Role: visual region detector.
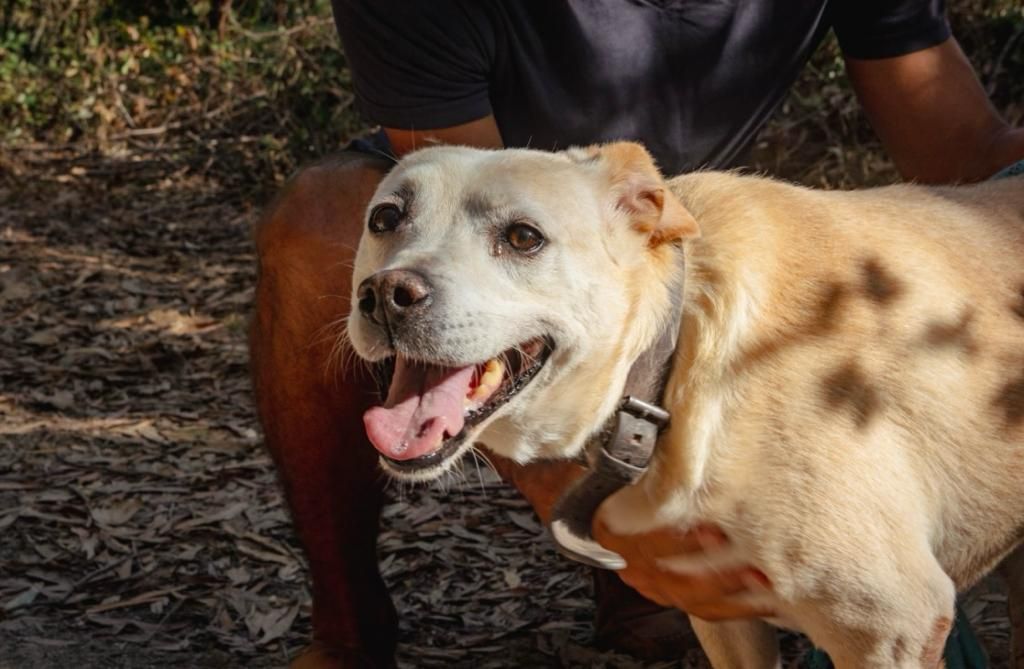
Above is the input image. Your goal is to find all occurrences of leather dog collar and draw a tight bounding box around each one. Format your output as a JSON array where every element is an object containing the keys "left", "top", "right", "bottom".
[{"left": 550, "top": 248, "right": 686, "bottom": 569}]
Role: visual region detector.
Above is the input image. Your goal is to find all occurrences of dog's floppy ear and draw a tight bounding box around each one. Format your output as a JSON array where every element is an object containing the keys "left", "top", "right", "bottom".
[{"left": 584, "top": 142, "right": 700, "bottom": 245}]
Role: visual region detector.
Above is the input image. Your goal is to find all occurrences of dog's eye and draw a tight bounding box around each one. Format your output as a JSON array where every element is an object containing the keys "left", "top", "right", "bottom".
[
  {"left": 505, "top": 223, "right": 545, "bottom": 254},
  {"left": 368, "top": 204, "right": 403, "bottom": 234}
]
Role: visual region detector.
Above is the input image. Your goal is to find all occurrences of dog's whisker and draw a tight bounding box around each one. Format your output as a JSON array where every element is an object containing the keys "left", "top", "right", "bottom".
[
  {"left": 498, "top": 350, "right": 513, "bottom": 377},
  {"left": 468, "top": 446, "right": 498, "bottom": 496},
  {"left": 363, "top": 145, "right": 399, "bottom": 164},
  {"left": 458, "top": 460, "right": 471, "bottom": 487},
  {"left": 468, "top": 449, "right": 486, "bottom": 495},
  {"left": 437, "top": 468, "right": 455, "bottom": 496},
  {"left": 334, "top": 321, "right": 371, "bottom": 381},
  {"left": 455, "top": 466, "right": 469, "bottom": 503},
  {"left": 323, "top": 239, "right": 361, "bottom": 253},
  {"left": 319, "top": 316, "right": 376, "bottom": 384},
  {"left": 309, "top": 313, "right": 348, "bottom": 349},
  {"left": 514, "top": 342, "right": 539, "bottom": 369},
  {"left": 469, "top": 445, "right": 498, "bottom": 478},
  {"left": 310, "top": 315, "right": 354, "bottom": 381},
  {"left": 326, "top": 259, "right": 357, "bottom": 272}
]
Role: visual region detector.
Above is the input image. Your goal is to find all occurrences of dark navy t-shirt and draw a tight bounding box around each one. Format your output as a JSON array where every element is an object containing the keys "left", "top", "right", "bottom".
[{"left": 332, "top": 0, "right": 949, "bottom": 174}]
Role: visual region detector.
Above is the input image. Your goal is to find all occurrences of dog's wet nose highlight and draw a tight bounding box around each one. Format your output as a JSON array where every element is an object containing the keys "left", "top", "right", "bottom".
[{"left": 358, "top": 269, "right": 433, "bottom": 324}]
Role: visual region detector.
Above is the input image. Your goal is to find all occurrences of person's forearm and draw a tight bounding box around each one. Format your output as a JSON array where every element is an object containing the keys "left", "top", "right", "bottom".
[
  {"left": 846, "top": 39, "right": 1023, "bottom": 184},
  {"left": 982, "top": 126, "right": 1024, "bottom": 177},
  {"left": 384, "top": 115, "right": 504, "bottom": 158}
]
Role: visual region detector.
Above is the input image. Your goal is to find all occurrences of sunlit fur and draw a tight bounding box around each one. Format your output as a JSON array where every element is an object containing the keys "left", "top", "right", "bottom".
[
  {"left": 348, "top": 144, "right": 690, "bottom": 480},
  {"left": 350, "top": 144, "right": 1024, "bottom": 668}
]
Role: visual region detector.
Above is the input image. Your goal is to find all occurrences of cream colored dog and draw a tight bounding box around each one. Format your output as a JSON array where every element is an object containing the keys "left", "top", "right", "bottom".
[{"left": 347, "top": 142, "right": 1024, "bottom": 668}]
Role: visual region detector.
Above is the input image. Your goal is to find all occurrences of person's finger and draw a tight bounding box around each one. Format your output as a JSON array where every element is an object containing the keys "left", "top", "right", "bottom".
[
  {"left": 638, "top": 524, "right": 729, "bottom": 560},
  {"left": 663, "top": 566, "right": 769, "bottom": 601},
  {"left": 625, "top": 565, "right": 747, "bottom": 610},
  {"left": 619, "top": 566, "right": 772, "bottom": 620},
  {"left": 616, "top": 567, "right": 656, "bottom": 594}
]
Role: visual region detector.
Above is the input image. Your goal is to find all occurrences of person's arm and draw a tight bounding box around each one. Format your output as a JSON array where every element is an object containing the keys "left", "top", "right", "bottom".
[
  {"left": 846, "top": 37, "right": 1024, "bottom": 184},
  {"left": 384, "top": 115, "right": 503, "bottom": 158},
  {"left": 482, "top": 452, "right": 770, "bottom": 620}
]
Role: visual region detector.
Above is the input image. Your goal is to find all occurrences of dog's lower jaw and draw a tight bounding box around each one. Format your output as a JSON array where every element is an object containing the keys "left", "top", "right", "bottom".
[{"left": 377, "top": 439, "right": 475, "bottom": 482}]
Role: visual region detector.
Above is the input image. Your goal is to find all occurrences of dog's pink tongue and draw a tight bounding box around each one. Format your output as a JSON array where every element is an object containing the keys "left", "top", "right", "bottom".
[{"left": 364, "top": 357, "right": 475, "bottom": 460}]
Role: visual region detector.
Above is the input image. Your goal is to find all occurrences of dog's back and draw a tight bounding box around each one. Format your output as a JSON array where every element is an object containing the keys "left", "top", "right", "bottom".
[
  {"left": 651, "top": 173, "right": 1024, "bottom": 662},
  {"left": 671, "top": 173, "right": 1024, "bottom": 586}
]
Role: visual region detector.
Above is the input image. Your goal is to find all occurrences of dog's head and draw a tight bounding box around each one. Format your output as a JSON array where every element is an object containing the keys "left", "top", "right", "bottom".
[{"left": 348, "top": 142, "right": 699, "bottom": 481}]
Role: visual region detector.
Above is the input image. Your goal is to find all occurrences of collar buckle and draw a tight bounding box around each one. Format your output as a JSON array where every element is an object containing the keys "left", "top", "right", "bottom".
[{"left": 601, "top": 396, "right": 670, "bottom": 470}]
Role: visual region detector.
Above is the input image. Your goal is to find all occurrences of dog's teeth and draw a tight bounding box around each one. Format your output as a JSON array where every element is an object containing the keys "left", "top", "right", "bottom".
[{"left": 465, "top": 358, "right": 505, "bottom": 406}]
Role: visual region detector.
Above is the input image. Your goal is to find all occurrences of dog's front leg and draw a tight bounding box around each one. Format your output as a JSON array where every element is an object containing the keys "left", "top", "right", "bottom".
[{"left": 690, "top": 617, "right": 780, "bottom": 669}]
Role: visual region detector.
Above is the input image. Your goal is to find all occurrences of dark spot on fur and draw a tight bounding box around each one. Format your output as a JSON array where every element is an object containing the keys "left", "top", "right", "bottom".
[
  {"left": 1012, "top": 286, "right": 1024, "bottom": 321},
  {"left": 810, "top": 282, "right": 848, "bottom": 334},
  {"left": 994, "top": 371, "right": 1024, "bottom": 428},
  {"left": 845, "top": 590, "right": 882, "bottom": 618},
  {"left": 736, "top": 281, "right": 847, "bottom": 370},
  {"left": 463, "top": 193, "right": 494, "bottom": 218},
  {"left": 891, "top": 636, "right": 908, "bottom": 664},
  {"left": 862, "top": 258, "right": 903, "bottom": 306},
  {"left": 923, "top": 308, "right": 977, "bottom": 355},
  {"left": 822, "top": 361, "right": 882, "bottom": 429}
]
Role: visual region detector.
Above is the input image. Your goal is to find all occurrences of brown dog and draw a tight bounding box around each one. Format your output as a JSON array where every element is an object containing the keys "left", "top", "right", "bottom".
[{"left": 347, "top": 142, "right": 1024, "bottom": 668}]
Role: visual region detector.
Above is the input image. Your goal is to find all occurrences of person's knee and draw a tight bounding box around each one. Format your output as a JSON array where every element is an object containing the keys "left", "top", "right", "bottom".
[{"left": 254, "top": 151, "right": 391, "bottom": 268}]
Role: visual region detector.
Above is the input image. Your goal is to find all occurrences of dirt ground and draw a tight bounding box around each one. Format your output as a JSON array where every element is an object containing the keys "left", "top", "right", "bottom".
[{"left": 0, "top": 137, "right": 1015, "bottom": 669}]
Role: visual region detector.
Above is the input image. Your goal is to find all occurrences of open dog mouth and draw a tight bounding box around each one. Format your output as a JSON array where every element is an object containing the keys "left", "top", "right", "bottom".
[{"left": 363, "top": 336, "right": 553, "bottom": 474}]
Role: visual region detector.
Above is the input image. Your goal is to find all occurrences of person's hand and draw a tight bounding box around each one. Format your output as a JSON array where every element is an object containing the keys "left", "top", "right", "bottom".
[
  {"left": 485, "top": 450, "right": 773, "bottom": 620},
  {"left": 592, "top": 514, "right": 773, "bottom": 621}
]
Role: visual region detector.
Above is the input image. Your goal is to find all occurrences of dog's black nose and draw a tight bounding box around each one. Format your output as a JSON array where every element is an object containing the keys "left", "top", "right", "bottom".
[{"left": 358, "top": 269, "right": 433, "bottom": 325}]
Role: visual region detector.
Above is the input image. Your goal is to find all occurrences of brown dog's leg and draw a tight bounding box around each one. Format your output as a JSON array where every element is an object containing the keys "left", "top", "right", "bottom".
[
  {"left": 688, "top": 617, "right": 780, "bottom": 668},
  {"left": 250, "top": 153, "right": 395, "bottom": 668}
]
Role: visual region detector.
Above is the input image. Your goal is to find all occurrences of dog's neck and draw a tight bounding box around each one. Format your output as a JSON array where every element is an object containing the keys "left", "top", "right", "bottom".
[
  {"left": 647, "top": 174, "right": 779, "bottom": 506},
  {"left": 586, "top": 244, "right": 686, "bottom": 467}
]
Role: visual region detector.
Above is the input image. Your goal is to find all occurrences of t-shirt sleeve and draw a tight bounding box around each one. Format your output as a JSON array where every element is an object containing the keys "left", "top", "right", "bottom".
[
  {"left": 331, "top": 0, "right": 495, "bottom": 130},
  {"left": 831, "top": 0, "right": 951, "bottom": 60}
]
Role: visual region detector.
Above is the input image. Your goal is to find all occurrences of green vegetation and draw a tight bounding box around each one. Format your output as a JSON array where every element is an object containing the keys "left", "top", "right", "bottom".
[
  {"left": 2, "top": 0, "right": 1022, "bottom": 191},
  {"left": 1, "top": 0, "right": 365, "bottom": 190}
]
